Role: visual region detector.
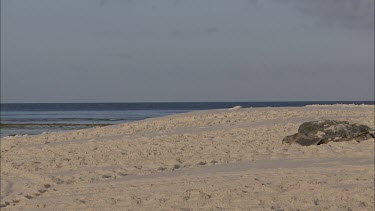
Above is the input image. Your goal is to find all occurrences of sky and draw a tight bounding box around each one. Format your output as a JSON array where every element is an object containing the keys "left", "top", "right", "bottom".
[{"left": 1, "top": 0, "right": 374, "bottom": 103}]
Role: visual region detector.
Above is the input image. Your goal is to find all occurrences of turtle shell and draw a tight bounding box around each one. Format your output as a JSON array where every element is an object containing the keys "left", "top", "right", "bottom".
[{"left": 283, "top": 120, "right": 374, "bottom": 146}]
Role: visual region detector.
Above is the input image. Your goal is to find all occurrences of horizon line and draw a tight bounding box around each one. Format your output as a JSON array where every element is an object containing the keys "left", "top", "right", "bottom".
[{"left": 1, "top": 100, "right": 374, "bottom": 104}]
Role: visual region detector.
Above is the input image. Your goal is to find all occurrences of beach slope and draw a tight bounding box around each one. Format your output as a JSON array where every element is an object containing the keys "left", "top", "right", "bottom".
[{"left": 1, "top": 105, "right": 374, "bottom": 210}]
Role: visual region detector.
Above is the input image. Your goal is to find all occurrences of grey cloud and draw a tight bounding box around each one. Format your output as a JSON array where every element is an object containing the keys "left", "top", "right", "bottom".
[
  {"left": 99, "top": 0, "right": 105, "bottom": 7},
  {"left": 170, "top": 27, "right": 219, "bottom": 38},
  {"left": 1, "top": 0, "right": 373, "bottom": 102},
  {"left": 244, "top": 0, "right": 261, "bottom": 8},
  {"left": 278, "top": 0, "right": 374, "bottom": 30},
  {"left": 98, "top": 0, "right": 132, "bottom": 7},
  {"left": 174, "top": 0, "right": 181, "bottom": 7},
  {"left": 249, "top": 0, "right": 374, "bottom": 30},
  {"left": 205, "top": 27, "right": 219, "bottom": 34}
]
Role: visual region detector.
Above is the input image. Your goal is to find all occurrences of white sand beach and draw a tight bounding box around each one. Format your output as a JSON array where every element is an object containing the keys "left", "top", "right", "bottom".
[{"left": 1, "top": 105, "right": 374, "bottom": 210}]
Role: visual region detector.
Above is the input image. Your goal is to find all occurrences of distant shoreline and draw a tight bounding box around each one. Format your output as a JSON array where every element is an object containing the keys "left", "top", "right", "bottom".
[
  {"left": 1, "top": 101, "right": 374, "bottom": 112},
  {"left": 0, "top": 123, "right": 113, "bottom": 137},
  {"left": 1, "top": 102, "right": 374, "bottom": 137},
  {"left": 1, "top": 100, "right": 374, "bottom": 104},
  {"left": 0, "top": 123, "right": 113, "bottom": 129}
]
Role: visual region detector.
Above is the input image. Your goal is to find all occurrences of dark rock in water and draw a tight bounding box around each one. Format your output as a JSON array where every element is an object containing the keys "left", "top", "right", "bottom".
[{"left": 283, "top": 120, "right": 375, "bottom": 146}]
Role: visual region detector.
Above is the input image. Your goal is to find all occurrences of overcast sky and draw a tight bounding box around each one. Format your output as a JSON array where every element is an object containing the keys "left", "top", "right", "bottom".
[{"left": 1, "top": 0, "right": 374, "bottom": 103}]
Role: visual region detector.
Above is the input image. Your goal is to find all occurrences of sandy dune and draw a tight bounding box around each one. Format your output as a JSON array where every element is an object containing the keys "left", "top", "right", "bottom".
[{"left": 1, "top": 105, "right": 374, "bottom": 210}]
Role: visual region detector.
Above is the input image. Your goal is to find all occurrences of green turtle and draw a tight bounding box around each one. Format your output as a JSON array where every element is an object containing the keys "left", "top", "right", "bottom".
[{"left": 283, "top": 120, "right": 375, "bottom": 146}]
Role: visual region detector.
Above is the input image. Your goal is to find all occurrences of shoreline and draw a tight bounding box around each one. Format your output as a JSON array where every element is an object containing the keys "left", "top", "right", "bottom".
[
  {"left": 0, "top": 123, "right": 114, "bottom": 138},
  {"left": 0, "top": 123, "right": 113, "bottom": 128},
  {"left": 1, "top": 103, "right": 373, "bottom": 137},
  {"left": 1, "top": 105, "right": 374, "bottom": 210}
]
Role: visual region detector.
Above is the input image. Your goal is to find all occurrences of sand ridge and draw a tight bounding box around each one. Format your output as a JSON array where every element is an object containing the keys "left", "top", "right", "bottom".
[{"left": 1, "top": 105, "right": 374, "bottom": 210}]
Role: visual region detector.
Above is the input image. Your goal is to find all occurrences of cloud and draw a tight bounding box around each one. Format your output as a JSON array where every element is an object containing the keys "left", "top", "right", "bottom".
[
  {"left": 169, "top": 27, "right": 219, "bottom": 38},
  {"left": 248, "top": 0, "right": 373, "bottom": 30},
  {"left": 98, "top": 0, "right": 133, "bottom": 8},
  {"left": 278, "top": 0, "right": 374, "bottom": 30}
]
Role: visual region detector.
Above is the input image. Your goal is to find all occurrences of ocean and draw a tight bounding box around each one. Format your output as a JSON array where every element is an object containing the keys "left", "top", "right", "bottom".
[{"left": 1, "top": 101, "right": 373, "bottom": 137}]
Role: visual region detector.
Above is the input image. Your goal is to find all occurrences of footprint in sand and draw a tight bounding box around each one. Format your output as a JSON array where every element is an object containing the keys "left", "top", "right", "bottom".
[{"left": 197, "top": 161, "right": 207, "bottom": 166}]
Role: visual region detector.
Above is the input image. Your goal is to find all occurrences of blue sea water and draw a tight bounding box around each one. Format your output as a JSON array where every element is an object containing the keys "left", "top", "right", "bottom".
[{"left": 1, "top": 101, "right": 373, "bottom": 137}]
